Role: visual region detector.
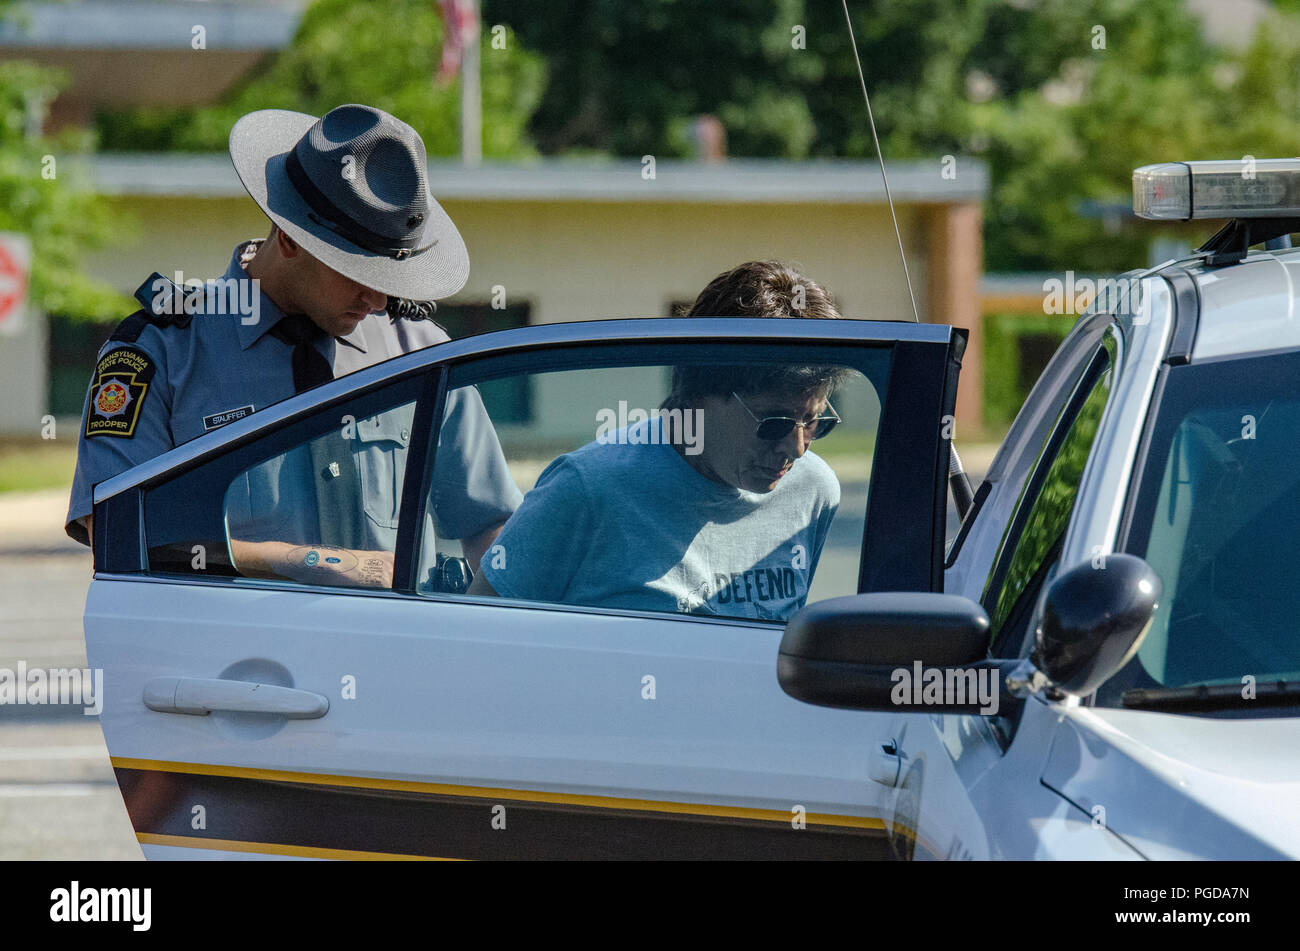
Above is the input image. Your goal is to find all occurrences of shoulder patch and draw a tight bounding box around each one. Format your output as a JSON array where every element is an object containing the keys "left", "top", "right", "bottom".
[{"left": 86, "top": 347, "right": 156, "bottom": 439}]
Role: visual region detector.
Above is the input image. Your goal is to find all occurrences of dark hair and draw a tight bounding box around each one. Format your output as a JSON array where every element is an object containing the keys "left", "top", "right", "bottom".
[
  {"left": 686, "top": 260, "right": 841, "bottom": 319},
  {"left": 386, "top": 295, "right": 437, "bottom": 323},
  {"left": 664, "top": 261, "right": 850, "bottom": 411}
]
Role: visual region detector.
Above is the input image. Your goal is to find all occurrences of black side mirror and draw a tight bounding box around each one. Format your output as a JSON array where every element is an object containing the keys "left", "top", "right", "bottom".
[
  {"left": 1031, "top": 553, "right": 1161, "bottom": 696},
  {"left": 777, "top": 593, "right": 995, "bottom": 711}
]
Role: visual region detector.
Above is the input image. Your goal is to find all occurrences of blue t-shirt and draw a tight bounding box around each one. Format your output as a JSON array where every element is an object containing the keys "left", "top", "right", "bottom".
[{"left": 481, "top": 416, "right": 840, "bottom": 620}]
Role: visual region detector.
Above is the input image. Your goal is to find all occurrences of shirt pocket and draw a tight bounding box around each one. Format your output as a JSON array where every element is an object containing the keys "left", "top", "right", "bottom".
[{"left": 352, "top": 408, "right": 414, "bottom": 531}]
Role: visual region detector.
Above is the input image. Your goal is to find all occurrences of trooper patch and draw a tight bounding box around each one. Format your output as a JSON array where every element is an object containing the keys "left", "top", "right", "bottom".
[{"left": 86, "top": 347, "right": 156, "bottom": 438}]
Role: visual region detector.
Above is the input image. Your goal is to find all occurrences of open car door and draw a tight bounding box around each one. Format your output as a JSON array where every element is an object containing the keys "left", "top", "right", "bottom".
[{"left": 85, "top": 317, "right": 964, "bottom": 859}]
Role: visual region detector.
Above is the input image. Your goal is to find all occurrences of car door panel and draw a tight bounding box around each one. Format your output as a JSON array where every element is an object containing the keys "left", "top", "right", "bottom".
[
  {"left": 898, "top": 325, "right": 1143, "bottom": 860},
  {"left": 91, "top": 580, "right": 893, "bottom": 858},
  {"left": 85, "top": 318, "right": 966, "bottom": 860},
  {"left": 889, "top": 713, "right": 1002, "bottom": 860},
  {"left": 896, "top": 700, "right": 1142, "bottom": 860}
]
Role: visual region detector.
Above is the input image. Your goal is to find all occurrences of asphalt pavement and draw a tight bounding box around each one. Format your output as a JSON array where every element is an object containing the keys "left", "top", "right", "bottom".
[{"left": 0, "top": 490, "right": 141, "bottom": 859}]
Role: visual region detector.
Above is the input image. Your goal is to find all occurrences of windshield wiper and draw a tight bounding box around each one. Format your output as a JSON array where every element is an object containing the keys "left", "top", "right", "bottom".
[{"left": 1122, "top": 680, "right": 1300, "bottom": 711}]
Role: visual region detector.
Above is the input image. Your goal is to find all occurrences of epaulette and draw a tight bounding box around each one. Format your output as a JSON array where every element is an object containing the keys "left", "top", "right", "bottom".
[
  {"left": 139, "top": 272, "right": 202, "bottom": 324},
  {"left": 108, "top": 309, "right": 155, "bottom": 344},
  {"left": 109, "top": 274, "right": 203, "bottom": 343}
]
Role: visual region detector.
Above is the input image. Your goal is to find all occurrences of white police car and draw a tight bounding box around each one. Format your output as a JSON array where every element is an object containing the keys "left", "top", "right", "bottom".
[
  {"left": 780, "top": 159, "right": 1300, "bottom": 860},
  {"left": 83, "top": 161, "right": 1297, "bottom": 860}
]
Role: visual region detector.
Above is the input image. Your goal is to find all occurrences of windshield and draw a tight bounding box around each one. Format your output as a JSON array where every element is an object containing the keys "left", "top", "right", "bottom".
[{"left": 1098, "top": 349, "right": 1300, "bottom": 711}]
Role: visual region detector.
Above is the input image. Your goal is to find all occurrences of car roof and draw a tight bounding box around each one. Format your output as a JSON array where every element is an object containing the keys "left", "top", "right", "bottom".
[{"left": 1173, "top": 249, "right": 1300, "bottom": 361}]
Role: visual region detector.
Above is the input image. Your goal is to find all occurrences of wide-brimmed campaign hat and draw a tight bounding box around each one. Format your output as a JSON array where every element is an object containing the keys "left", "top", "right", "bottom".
[{"left": 229, "top": 104, "right": 469, "bottom": 299}]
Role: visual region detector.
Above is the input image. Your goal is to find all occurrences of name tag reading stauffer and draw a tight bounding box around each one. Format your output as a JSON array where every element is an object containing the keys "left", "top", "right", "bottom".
[{"left": 203, "top": 404, "right": 255, "bottom": 432}]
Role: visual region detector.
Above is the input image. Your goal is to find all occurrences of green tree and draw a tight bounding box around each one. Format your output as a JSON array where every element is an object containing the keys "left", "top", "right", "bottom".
[
  {"left": 487, "top": 0, "right": 1300, "bottom": 272},
  {"left": 486, "top": 0, "right": 1075, "bottom": 160},
  {"left": 91, "top": 0, "right": 1300, "bottom": 274},
  {"left": 0, "top": 54, "right": 128, "bottom": 320},
  {"left": 484, "top": 0, "right": 818, "bottom": 157},
  {"left": 971, "top": 0, "right": 1300, "bottom": 271},
  {"left": 96, "top": 0, "right": 546, "bottom": 158}
]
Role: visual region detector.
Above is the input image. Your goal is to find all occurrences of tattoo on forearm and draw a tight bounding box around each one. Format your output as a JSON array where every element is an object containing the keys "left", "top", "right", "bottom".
[
  {"left": 358, "top": 557, "right": 387, "bottom": 587},
  {"left": 285, "top": 546, "right": 359, "bottom": 573}
]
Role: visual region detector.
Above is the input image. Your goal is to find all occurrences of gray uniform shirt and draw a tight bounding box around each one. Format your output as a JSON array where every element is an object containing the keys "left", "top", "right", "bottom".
[{"left": 66, "top": 240, "right": 521, "bottom": 552}]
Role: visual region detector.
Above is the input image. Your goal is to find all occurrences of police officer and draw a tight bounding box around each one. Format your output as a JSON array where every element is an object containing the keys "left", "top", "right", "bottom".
[{"left": 66, "top": 104, "right": 522, "bottom": 587}]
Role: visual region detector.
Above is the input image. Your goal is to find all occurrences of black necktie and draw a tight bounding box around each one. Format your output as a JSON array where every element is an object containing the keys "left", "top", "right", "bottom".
[{"left": 269, "top": 314, "right": 333, "bottom": 393}]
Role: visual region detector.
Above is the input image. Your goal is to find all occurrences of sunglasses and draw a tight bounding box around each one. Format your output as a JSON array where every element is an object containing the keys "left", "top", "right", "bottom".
[{"left": 732, "top": 392, "right": 841, "bottom": 441}]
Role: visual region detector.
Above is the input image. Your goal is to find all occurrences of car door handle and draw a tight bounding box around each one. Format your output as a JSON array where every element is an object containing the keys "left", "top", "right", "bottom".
[
  {"left": 869, "top": 740, "right": 902, "bottom": 787},
  {"left": 143, "top": 677, "right": 329, "bottom": 719}
]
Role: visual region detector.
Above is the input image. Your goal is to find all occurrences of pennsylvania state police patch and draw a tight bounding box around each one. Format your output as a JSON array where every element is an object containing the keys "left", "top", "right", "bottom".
[{"left": 86, "top": 347, "right": 156, "bottom": 438}]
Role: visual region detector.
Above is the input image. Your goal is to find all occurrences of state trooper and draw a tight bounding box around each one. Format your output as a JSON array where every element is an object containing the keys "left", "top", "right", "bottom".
[{"left": 66, "top": 103, "right": 522, "bottom": 588}]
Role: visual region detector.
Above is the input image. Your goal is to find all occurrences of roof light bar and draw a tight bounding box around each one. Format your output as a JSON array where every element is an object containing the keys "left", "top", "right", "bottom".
[{"left": 1133, "top": 159, "right": 1300, "bottom": 220}]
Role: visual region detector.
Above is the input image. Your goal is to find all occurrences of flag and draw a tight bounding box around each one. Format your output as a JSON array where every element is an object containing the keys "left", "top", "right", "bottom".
[{"left": 436, "top": 0, "right": 478, "bottom": 85}]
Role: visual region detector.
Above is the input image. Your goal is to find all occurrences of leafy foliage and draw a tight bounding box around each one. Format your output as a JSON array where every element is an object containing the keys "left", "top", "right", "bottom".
[
  {"left": 72, "top": 0, "right": 1300, "bottom": 275},
  {"left": 0, "top": 57, "right": 129, "bottom": 320},
  {"left": 489, "top": 0, "right": 1300, "bottom": 271},
  {"left": 990, "top": 357, "right": 1111, "bottom": 638},
  {"left": 972, "top": 0, "right": 1300, "bottom": 270},
  {"left": 982, "top": 312, "right": 1075, "bottom": 428},
  {"left": 484, "top": 0, "right": 816, "bottom": 158},
  {"left": 95, "top": 0, "right": 546, "bottom": 158}
]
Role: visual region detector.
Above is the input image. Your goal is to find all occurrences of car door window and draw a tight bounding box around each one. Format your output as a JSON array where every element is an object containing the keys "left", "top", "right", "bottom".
[
  {"left": 1102, "top": 347, "right": 1300, "bottom": 703},
  {"left": 142, "top": 374, "right": 427, "bottom": 588},
  {"left": 416, "top": 341, "right": 903, "bottom": 621},
  {"left": 982, "top": 336, "right": 1115, "bottom": 655},
  {"left": 220, "top": 401, "right": 420, "bottom": 588}
]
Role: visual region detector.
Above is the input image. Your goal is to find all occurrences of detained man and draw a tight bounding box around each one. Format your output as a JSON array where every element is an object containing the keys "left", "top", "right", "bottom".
[{"left": 467, "top": 261, "right": 847, "bottom": 621}]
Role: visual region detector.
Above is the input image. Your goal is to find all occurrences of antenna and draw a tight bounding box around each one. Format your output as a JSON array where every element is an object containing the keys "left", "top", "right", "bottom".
[
  {"left": 840, "top": 0, "right": 920, "bottom": 323},
  {"left": 840, "top": 0, "right": 974, "bottom": 521}
]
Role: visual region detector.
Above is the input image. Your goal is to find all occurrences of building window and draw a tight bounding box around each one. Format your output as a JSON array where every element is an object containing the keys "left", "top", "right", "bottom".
[
  {"left": 434, "top": 300, "right": 532, "bottom": 424},
  {"left": 48, "top": 314, "right": 111, "bottom": 417}
]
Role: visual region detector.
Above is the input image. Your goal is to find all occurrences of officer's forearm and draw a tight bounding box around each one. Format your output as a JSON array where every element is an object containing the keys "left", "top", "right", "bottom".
[
  {"left": 229, "top": 539, "right": 394, "bottom": 588},
  {"left": 228, "top": 539, "right": 295, "bottom": 579}
]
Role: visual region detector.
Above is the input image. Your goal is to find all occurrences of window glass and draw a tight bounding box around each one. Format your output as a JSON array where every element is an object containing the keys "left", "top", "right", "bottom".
[
  {"left": 434, "top": 301, "right": 532, "bottom": 423},
  {"left": 984, "top": 346, "right": 1113, "bottom": 650},
  {"left": 1100, "top": 349, "right": 1300, "bottom": 704},
  {"left": 420, "top": 344, "right": 890, "bottom": 622},
  {"left": 143, "top": 375, "right": 429, "bottom": 587},
  {"left": 220, "top": 399, "right": 419, "bottom": 589}
]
